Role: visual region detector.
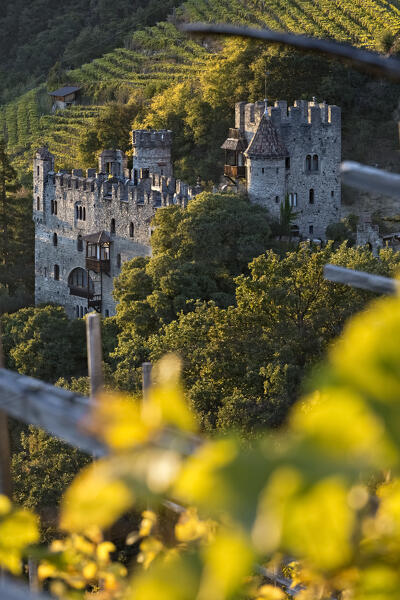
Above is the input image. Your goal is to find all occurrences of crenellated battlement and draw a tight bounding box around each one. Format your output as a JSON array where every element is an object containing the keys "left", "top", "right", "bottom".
[
  {"left": 132, "top": 129, "right": 172, "bottom": 148},
  {"left": 236, "top": 99, "right": 341, "bottom": 137}
]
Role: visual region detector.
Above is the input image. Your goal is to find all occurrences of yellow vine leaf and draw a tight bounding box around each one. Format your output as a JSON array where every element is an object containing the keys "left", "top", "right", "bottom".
[
  {"left": 0, "top": 507, "right": 39, "bottom": 574},
  {"left": 199, "top": 528, "right": 254, "bottom": 600},
  {"left": 291, "top": 388, "right": 395, "bottom": 465},
  {"left": 60, "top": 460, "right": 133, "bottom": 533}
]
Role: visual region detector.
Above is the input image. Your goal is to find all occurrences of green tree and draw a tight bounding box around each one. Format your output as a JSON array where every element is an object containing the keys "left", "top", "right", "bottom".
[
  {"left": 148, "top": 243, "right": 400, "bottom": 432},
  {"left": 0, "top": 305, "right": 86, "bottom": 383},
  {"left": 112, "top": 192, "right": 271, "bottom": 390}
]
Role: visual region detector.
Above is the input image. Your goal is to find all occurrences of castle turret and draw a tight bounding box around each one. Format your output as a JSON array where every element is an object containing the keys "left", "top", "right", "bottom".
[
  {"left": 98, "top": 149, "right": 125, "bottom": 177},
  {"left": 226, "top": 99, "right": 342, "bottom": 239},
  {"left": 33, "top": 147, "right": 55, "bottom": 220},
  {"left": 132, "top": 130, "right": 173, "bottom": 180}
]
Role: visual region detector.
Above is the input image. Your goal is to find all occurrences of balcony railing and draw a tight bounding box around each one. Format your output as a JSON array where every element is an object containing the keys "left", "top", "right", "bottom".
[
  {"left": 86, "top": 258, "right": 110, "bottom": 274},
  {"left": 88, "top": 295, "right": 102, "bottom": 311},
  {"left": 224, "top": 165, "right": 246, "bottom": 179}
]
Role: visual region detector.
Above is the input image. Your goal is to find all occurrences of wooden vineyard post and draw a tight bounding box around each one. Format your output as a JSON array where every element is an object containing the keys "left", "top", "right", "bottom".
[
  {"left": 142, "top": 362, "right": 152, "bottom": 404},
  {"left": 86, "top": 313, "right": 104, "bottom": 400},
  {"left": 0, "top": 326, "right": 12, "bottom": 499}
]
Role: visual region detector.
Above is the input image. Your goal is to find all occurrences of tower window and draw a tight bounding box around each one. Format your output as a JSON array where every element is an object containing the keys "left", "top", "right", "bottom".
[
  {"left": 262, "top": 168, "right": 265, "bottom": 174},
  {"left": 289, "top": 193, "right": 297, "bottom": 207},
  {"left": 331, "top": 190, "right": 334, "bottom": 197},
  {"left": 53, "top": 233, "right": 58, "bottom": 247},
  {"left": 54, "top": 264, "right": 60, "bottom": 280},
  {"left": 37, "top": 166, "right": 40, "bottom": 176},
  {"left": 309, "top": 225, "right": 314, "bottom": 235},
  {"left": 309, "top": 189, "right": 315, "bottom": 204},
  {"left": 77, "top": 235, "right": 83, "bottom": 252},
  {"left": 36, "top": 197, "right": 40, "bottom": 210},
  {"left": 117, "top": 253, "right": 121, "bottom": 268},
  {"left": 105, "top": 309, "right": 110, "bottom": 318},
  {"left": 306, "top": 155, "right": 312, "bottom": 172},
  {"left": 275, "top": 196, "right": 279, "bottom": 204},
  {"left": 313, "top": 155, "right": 319, "bottom": 170},
  {"left": 76, "top": 306, "right": 80, "bottom": 319},
  {"left": 129, "top": 222, "right": 134, "bottom": 238},
  {"left": 83, "top": 207, "right": 86, "bottom": 221},
  {"left": 285, "top": 157, "right": 291, "bottom": 169},
  {"left": 111, "top": 218, "right": 116, "bottom": 234}
]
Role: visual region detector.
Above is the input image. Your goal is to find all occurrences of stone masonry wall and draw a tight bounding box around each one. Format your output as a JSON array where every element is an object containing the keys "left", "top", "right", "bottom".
[{"left": 235, "top": 99, "right": 341, "bottom": 239}]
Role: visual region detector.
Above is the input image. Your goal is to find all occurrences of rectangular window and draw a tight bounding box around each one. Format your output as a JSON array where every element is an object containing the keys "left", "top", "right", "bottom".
[
  {"left": 309, "top": 225, "right": 314, "bottom": 235},
  {"left": 285, "top": 157, "right": 290, "bottom": 169},
  {"left": 262, "top": 168, "right": 265, "bottom": 174}
]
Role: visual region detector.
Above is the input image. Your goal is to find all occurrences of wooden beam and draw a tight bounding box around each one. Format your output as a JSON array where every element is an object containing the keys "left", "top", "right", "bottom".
[
  {"left": 0, "top": 327, "right": 12, "bottom": 498},
  {"left": 341, "top": 161, "right": 400, "bottom": 198},
  {"left": 86, "top": 313, "right": 103, "bottom": 400},
  {"left": 324, "top": 264, "right": 398, "bottom": 295},
  {"left": 0, "top": 368, "right": 106, "bottom": 457}
]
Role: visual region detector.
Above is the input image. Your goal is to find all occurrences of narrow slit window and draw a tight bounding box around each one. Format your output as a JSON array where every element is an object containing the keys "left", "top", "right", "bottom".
[
  {"left": 309, "top": 189, "right": 315, "bottom": 204},
  {"left": 111, "top": 218, "right": 116, "bottom": 234},
  {"left": 53, "top": 233, "right": 58, "bottom": 247},
  {"left": 54, "top": 264, "right": 60, "bottom": 280}
]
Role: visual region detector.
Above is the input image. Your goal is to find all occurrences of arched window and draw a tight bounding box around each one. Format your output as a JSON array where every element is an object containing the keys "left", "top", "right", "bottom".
[
  {"left": 309, "top": 224, "right": 314, "bottom": 235},
  {"left": 54, "top": 264, "right": 60, "bottom": 280},
  {"left": 313, "top": 155, "right": 319, "bottom": 171},
  {"left": 306, "top": 155, "right": 312, "bottom": 171},
  {"left": 54, "top": 200, "right": 57, "bottom": 215},
  {"left": 36, "top": 197, "right": 40, "bottom": 210},
  {"left": 68, "top": 268, "right": 94, "bottom": 296},
  {"left": 79, "top": 206, "right": 82, "bottom": 220},
  {"left": 75, "top": 205, "right": 79, "bottom": 219},
  {"left": 76, "top": 306, "right": 80, "bottom": 318},
  {"left": 37, "top": 166, "right": 39, "bottom": 176},
  {"left": 111, "top": 218, "right": 116, "bottom": 234},
  {"left": 83, "top": 207, "right": 86, "bottom": 221},
  {"left": 309, "top": 189, "right": 315, "bottom": 204},
  {"left": 129, "top": 222, "right": 134, "bottom": 238},
  {"left": 117, "top": 253, "right": 121, "bottom": 268},
  {"left": 53, "top": 233, "right": 58, "bottom": 247},
  {"left": 77, "top": 235, "right": 83, "bottom": 252},
  {"left": 51, "top": 200, "right": 54, "bottom": 214}
]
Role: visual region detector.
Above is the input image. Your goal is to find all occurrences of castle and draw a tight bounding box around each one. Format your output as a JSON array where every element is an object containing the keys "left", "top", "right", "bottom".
[
  {"left": 222, "top": 99, "right": 341, "bottom": 238},
  {"left": 34, "top": 99, "right": 341, "bottom": 318}
]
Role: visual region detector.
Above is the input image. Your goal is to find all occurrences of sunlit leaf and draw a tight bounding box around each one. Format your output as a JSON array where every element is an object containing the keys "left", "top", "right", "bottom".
[
  {"left": 60, "top": 460, "right": 133, "bottom": 532},
  {"left": 0, "top": 507, "right": 39, "bottom": 574}
]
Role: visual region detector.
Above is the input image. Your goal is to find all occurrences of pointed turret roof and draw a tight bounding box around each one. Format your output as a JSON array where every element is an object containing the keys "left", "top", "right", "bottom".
[{"left": 244, "top": 115, "right": 287, "bottom": 159}]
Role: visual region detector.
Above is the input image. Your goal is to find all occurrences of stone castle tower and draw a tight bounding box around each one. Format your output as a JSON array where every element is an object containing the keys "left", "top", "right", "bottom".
[
  {"left": 222, "top": 99, "right": 341, "bottom": 238},
  {"left": 33, "top": 130, "right": 200, "bottom": 319}
]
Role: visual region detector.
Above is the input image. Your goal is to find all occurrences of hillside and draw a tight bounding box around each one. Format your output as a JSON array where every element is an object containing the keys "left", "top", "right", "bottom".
[
  {"left": 2, "top": 0, "right": 400, "bottom": 202},
  {"left": 0, "top": 0, "right": 183, "bottom": 105}
]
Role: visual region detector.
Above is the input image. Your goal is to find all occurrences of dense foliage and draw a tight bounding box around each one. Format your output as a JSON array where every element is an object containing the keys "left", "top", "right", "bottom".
[
  {"left": 5, "top": 295, "right": 400, "bottom": 599},
  {"left": 0, "top": 142, "right": 33, "bottom": 312},
  {"left": 113, "top": 240, "right": 400, "bottom": 432}
]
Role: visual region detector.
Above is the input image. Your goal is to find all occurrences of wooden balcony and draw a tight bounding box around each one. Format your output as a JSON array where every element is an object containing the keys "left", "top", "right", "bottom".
[
  {"left": 69, "top": 286, "right": 94, "bottom": 299},
  {"left": 224, "top": 165, "right": 246, "bottom": 179},
  {"left": 88, "top": 295, "right": 102, "bottom": 312},
  {"left": 86, "top": 258, "right": 110, "bottom": 274}
]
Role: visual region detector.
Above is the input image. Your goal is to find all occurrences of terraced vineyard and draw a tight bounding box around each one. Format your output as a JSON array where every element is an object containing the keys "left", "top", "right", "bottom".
[{"left": 2, "top": 0, "right": 400, "bottom": 174}]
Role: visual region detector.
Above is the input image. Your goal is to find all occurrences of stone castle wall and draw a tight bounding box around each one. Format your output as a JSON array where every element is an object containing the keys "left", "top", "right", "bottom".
[
  {"left": 33, "top": 134, "right": 199, "bottom": 319},
  {"left": 235, "top": 99, "right": 341, "bottom": 239}
]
